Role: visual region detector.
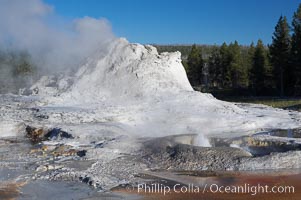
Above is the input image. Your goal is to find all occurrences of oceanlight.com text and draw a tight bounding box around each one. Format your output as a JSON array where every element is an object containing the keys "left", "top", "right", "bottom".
[{"left": 134, "top": 183, "right": 295, "bottom": 196}]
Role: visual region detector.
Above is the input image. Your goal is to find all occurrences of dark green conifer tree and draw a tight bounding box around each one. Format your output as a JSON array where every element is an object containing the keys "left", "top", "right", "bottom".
[
  {"left": 228, "top": 41, "right": 248, "bottom": 88},
  {"left": 269, "top": 16, "right": 291, "bottom": 96},
  {"left": 187, "top": 44, "right": 204, "bottom": 85},
  {"left": 250, "top": 40, "right": 267, "bottom": 94},
  {"left": 291, "top": 3, "right": 301, "bottom": 94}
]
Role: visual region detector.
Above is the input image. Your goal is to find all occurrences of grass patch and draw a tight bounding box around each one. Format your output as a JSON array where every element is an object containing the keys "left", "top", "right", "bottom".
[{"left": 219, "top": 97, "right": 301, "bottom": 111}]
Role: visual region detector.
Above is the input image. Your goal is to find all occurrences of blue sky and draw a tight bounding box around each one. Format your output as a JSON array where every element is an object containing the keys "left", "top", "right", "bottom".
[{"left": 45, "top": 0, "right": 300, "bottom": 45}]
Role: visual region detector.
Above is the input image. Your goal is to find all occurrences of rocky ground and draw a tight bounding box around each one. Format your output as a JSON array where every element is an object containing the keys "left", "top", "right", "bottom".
[{"left": 1, "top": 96, "right": 301, "bottom": 194}]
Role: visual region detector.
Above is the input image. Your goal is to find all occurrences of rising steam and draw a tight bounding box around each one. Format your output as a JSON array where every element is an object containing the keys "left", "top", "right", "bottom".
[{"left": 0, "top": 0, "right": 115, "bottom": 73}]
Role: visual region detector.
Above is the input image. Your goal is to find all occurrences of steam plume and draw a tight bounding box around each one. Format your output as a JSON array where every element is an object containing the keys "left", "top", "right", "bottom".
[{"left": 0, "top": 0, "right": 115, "bottom": 73}]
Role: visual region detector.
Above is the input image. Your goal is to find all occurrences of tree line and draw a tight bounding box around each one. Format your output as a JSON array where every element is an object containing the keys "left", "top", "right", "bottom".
[
  {"left": 0, "top": 4, "right": 300, "bottom": 96},
  {"left": 0, "top": 50, "right": 36, "bottom": 93},
  {"left": 157, "top": 3, "right": 301, "bottom": 97}
]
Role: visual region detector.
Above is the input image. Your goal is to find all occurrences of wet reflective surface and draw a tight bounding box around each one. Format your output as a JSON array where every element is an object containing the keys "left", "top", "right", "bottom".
[{"left": 113, "top": 170, "right": 301, "bottom": 200}]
